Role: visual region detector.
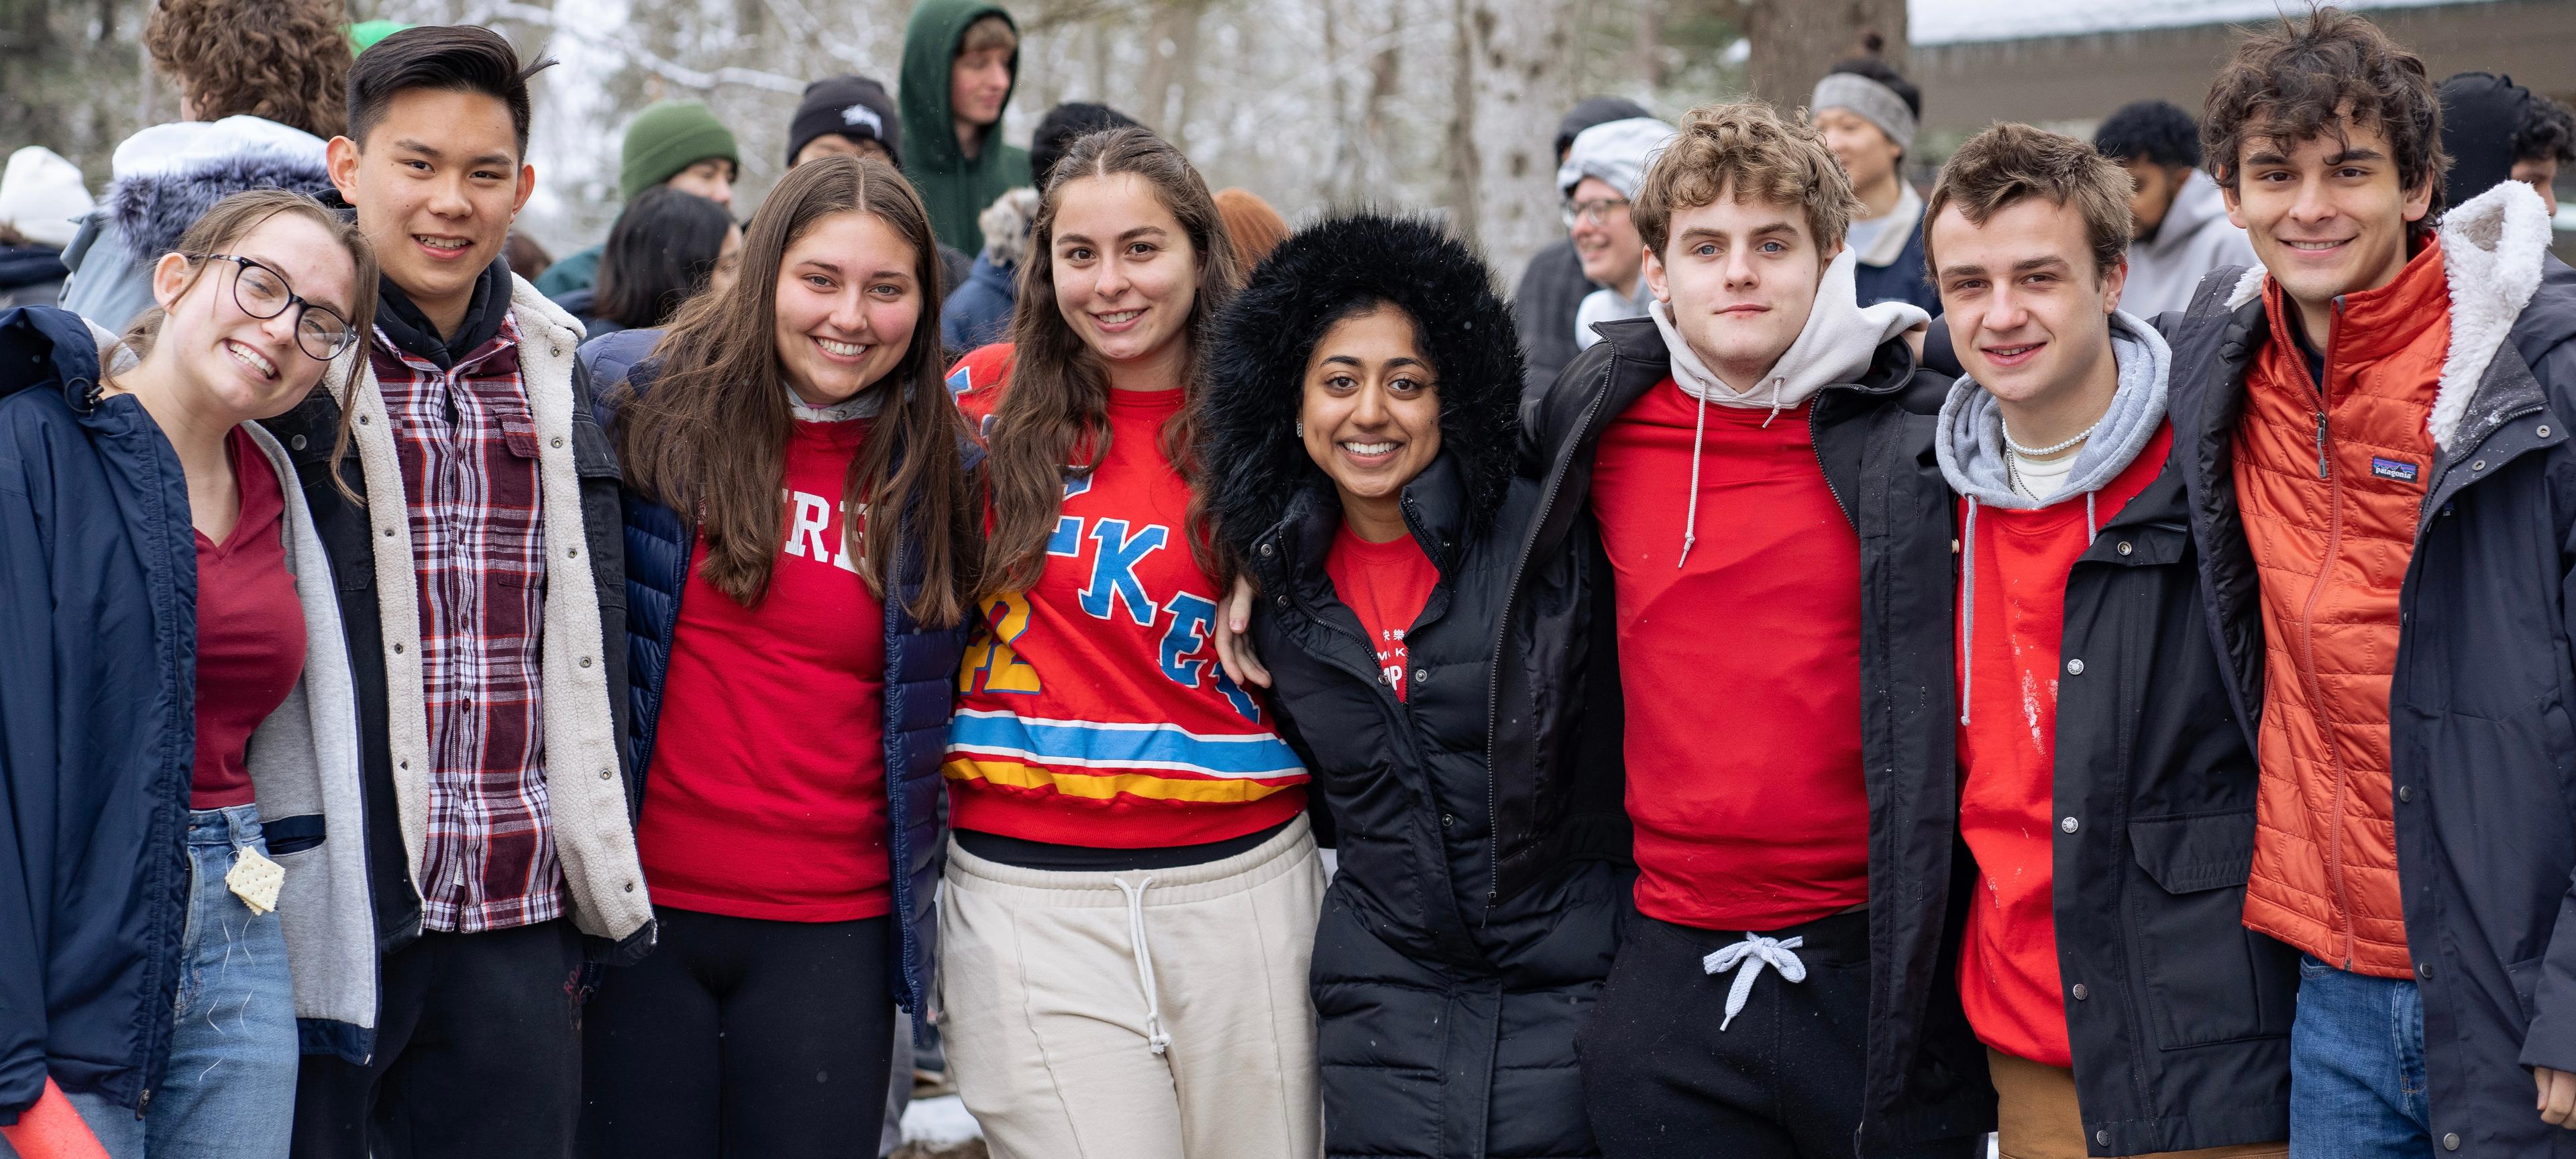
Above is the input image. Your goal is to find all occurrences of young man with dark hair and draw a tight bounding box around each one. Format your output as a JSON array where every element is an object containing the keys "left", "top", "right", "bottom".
[
  {"left": 1812, "top": 36, "right": 1939, "bottom": 314},
  {"left": 273, "top": 24, "right": 652, "bottom": 1159},
  {"left": 899, "top": 1, "right": 1030, "bottom": 253},
  {"left": 1918, "top": 121, "right": 2296, "bottom": 1159},
  {"left": 2171, "top": 9, "right": 2576, "bottom": 1154},
  {"left": 2094, "top": 99, "right": 2258, "bottom": 317},
  {"left": 1522, "top": 99, "right": 1986, "bottom": 1158},
  {"left": 531, "top": 100, "right": 741, "bottom": 300},
  {"left": 2515, "top": 94, "right": 2575, "bottom": 215}
]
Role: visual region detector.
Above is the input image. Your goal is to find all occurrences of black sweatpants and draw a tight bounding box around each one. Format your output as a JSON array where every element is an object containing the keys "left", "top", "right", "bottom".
[
  {"left": 291, "top": 919, "right": 586, "bottom": 1159},
  {"left": 580, "top": 908, "right": 895, "bottom": 1159},
  {"left": 1577, "top": 907, "right": 1980, "bottom": 1159}
]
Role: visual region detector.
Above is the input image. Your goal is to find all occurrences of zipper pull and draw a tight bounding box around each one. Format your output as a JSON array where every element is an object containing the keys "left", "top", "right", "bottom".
[{"left": 2314, "top": 410, "right": 2330, "bottom": 480}]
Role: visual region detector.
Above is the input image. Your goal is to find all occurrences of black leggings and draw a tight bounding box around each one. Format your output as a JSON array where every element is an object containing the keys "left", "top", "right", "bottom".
[{"left": 580, "top": 908, "right": 895, "bottom": 1158}]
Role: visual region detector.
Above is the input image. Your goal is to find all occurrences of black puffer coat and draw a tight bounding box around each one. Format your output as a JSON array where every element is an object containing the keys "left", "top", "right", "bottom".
[{"left": 1203, "top": 215, "right": 1627, "bottom": 1159}]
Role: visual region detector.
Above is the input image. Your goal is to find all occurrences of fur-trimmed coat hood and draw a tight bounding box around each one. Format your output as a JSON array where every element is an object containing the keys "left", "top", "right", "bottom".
[
  {"left": 1201, "top": 213, "right": 1523, "bottom": 573},
  {"left": 106, "top": 117, "right": 334, "bottom": 258}
]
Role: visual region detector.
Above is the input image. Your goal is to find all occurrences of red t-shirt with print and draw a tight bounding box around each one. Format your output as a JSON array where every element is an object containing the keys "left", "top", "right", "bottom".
[{"left": 1324, "top": 525, "right": 1439, "bottom": 701}]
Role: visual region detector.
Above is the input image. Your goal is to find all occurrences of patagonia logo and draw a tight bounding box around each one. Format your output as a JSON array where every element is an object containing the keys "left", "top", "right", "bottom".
[{"left": 2370, "top": 457, "right": 2420, "bottom": 483}]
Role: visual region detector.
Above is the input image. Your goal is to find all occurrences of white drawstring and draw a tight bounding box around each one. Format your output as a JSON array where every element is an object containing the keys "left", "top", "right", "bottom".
[
  {"left": 1759, "top": 374, "right": 1787, "bottom": 429},
  {"left": 1113, "top": 874, "right": 1171, "bottom": 1055},
  {"left": 1702, "top": 933, "right": 1809, "bottom": 1031},
  {"left": 1959, "top": 497, "right": 1977, "bottom": 726},
  {"left": 1679, "top": 390, "right": 1710, "bottom": 567},
  {"left": 2086, "top": 492, "right": 2098, "bottom": 544}
]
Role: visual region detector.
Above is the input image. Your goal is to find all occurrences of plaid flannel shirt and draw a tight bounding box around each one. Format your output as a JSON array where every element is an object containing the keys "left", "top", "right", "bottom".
[{"left": 372, "top": 315, "right": 566, "bottom": 932}]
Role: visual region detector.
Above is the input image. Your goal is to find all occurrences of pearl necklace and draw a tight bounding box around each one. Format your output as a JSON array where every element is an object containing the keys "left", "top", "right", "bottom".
[{"left": 2001, "top": 415, "right": 2103, "bottom": 458}]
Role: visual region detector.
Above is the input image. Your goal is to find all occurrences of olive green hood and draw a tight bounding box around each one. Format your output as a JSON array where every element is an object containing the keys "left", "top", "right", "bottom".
[{"left": 900, "top": 0, "right": 1032, "bottom": 253}]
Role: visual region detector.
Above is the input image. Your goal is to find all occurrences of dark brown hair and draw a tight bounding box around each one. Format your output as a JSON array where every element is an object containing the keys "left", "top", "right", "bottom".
[
  {"left": 982, "top": 127, "right": 1242, "bottom": 598},
  {"left": 346, "top": 25, "right": 555, "bottom": 159},
  {"left": 115, "top": 188, "right": 379, "bottom": 497},
  {"left": 1925, "top": 122, "right": 2134, "bottom": 280},
  {"left": 1633, "top": 101, "right": 1862, "bottom": 259},
  {"left": 612, "top": 156, "right": 974, "bottom": 626},
  {"left": 2202, "top": 7, "right": 2447, "bottom": 223},
  {"left": 146, "top": 0, "right": 352, "bottom": 138}
]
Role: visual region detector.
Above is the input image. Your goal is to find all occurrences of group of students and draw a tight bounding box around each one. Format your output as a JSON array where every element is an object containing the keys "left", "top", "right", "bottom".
[{"left": 9, "top": 9, "right": 2576, "bottom": 1159}]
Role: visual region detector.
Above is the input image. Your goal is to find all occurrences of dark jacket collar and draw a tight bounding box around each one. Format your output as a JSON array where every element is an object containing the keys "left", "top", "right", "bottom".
[
  {"left": 1258, "top": 451, "right": 1474, "bottom": 595},
  {"left": 0, "top": 305, "right": 106, "bottom": 411},
  {"left": 373, "top": 259, "right": 511, "bottom": 370}
]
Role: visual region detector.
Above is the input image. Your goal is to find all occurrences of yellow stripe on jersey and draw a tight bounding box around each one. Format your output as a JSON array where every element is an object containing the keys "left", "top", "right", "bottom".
[{"left": 941, "top": 759, "right": 1301, "bottom": 804}]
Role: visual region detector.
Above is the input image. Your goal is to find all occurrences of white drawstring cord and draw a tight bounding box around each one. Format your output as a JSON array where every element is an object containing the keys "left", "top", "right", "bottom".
[
  {"left": 1959, "top": 497, "right": 1977, "bottom": 726},
  {"left": 1679, "top": 390, "right": 1710, "bottom": 567},
  {"left": 1760, "top": 375, "right": 1787, "bottom": 429},
  {"left": 1703, "top": 933, "right": 1809, "bottom": 1031},
  {"left": 1114, "top": 875, "right": 1171, "bottom": 1055}
]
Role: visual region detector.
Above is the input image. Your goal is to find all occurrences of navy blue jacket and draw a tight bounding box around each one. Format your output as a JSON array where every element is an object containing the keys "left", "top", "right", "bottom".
[
  {"left": 578, "top": 329, "right": 968, "bottom": 1031},
  {"left": 0, "top": 307, "right": 195, "bottom": 1120},
  {"left": 940, "top": 250, "right": 1016, "bottom": 357}
]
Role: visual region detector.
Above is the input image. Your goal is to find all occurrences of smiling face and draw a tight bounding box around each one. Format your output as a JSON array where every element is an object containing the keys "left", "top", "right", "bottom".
[
  {"left": 666, "top": 158, "right": 737, "bottom": 209},
  {"left": 1051, "top": 172, "right": 1200, "bottom": 382},
  {"left": 329, "top": 86, "right": 533, "bottom": 330},
  {"left": 951, "top": 46, "right": 1013, "bottom": 129},
  {"left": 1568, "top": 176, "right": 1646, "bottom": 290},
  {"left": 1932, "top": 195, "right": 2125, "bottom": 417},
  {"left": 154, "top": 211, "right": 361, "bottom": 423},
  {"left": 771, "top": 210, "right": 921, "bottom": 407},
  {"left": 1644, "top": 188, "right": 1835, "bottom": 389},
  {"left": 1816, "top": 107, "right": 1902, "bottom": 197},
  {"left": 2222, "top": 113, "right": 2432, "bottom": 331},
  {"left": 1300, "top": 304, "right": 1442, "bottom": 532}
]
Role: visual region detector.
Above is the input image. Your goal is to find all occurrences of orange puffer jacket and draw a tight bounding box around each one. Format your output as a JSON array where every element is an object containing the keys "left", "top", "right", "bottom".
[{"left": 2232, "top": 239, "right": 2449, "bottom": 979}]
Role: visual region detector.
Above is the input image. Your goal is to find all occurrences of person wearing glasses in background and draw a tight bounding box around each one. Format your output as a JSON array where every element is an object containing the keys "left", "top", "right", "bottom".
[
  {"left": 0, "top": 188, "right": 382, "bottom": 1159},
  {"left": 1561, "top": 117, "right": 1679, "bottom": 355}
]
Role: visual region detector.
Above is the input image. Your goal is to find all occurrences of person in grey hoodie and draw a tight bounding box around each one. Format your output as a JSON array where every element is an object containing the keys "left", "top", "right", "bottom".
[
  {"left": 1919, "top": 122, "right": 2292, "bottom": 1158},
  {"left": 2093, "top": 101, "right": 2256, "bottom": 319}
]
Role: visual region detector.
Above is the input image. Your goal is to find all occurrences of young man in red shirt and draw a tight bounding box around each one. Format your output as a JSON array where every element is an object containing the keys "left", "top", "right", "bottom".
[
  {"left": 1525, "top": 100, "right": 1986, "bottom": 1158},
  {"left": 1919, "top": 121, "right": 2295, "bottom": 1159}
]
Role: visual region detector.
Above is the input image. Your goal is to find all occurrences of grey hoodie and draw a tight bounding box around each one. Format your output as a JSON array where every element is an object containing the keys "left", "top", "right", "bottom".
[
  {"left": 2121, "top": 170, "right": 2257, "bottom": 319},
  {"left": 1935, "top": 309, "right": 2170, "bottom": 723}
]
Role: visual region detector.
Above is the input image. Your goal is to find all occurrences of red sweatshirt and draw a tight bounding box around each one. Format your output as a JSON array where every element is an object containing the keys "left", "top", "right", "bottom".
[
  {"left": 638, "top": 417, "right": 891, "bottom": 922},
  {"left": 1591, "top": 380, "right": 1871, "bottom": 931},
  {"left": 945, "top": 345, "right": 1308, "bottom": 846},
  {"left": 1954, "top": 424, "right": 2173, "bottom": 1066}
]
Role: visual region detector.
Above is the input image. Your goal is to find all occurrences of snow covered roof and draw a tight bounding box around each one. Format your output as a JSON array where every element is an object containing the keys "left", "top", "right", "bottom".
[{"left": 1911, "top": 0, "right": 2477, "bottom": 46}]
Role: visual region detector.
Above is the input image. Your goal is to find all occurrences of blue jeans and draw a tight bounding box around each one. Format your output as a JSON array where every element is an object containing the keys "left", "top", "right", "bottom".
[
  {"left": 2289, "top": 952, "right": 2434, "bottom": 1159},
  {"left": 1, "top": 807, "right": 297, "bottom": 1159}
]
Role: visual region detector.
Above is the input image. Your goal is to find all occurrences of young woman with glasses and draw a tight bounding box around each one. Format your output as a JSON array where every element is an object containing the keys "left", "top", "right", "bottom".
[{"left": 0, "top": 188, "right": 382, "bottom": 1159}]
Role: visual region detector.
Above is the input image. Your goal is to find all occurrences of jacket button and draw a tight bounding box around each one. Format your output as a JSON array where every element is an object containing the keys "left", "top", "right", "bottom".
[
  {"left": 383, "top": 527, "right": 396, "bottom": 537},
  {"left": 1950, "top": 538, "right": 1960, "bottom": 553},
  {"left": 2115, "top": 541, "right": 2133, "bottom": 555},
  {"left": 2473, "top": 459, "right": 2487, "bottom": 472},
  {"left": 2065, "top": 658, "right": 2085, "bottom": 675},
  {"left": 2070, "top": 983, "right": 2088, "bottom": 1000},
  {"left": 599, "top": 769, "right": 614, "bottom": 781},
  {"left": 1277, "top": 594, "right": 1289, "bottom": 608},
  {"left": 2096, "top": 1130, "right": 2111, "bottom": 1148},
  {"left": 2445, "top": 1132, "right": 2461, "bottom": 1150},
  {"left": 624, "top": 881, "right": 635, "bottom": 893},
  {"left": 358, "top": 415, "right": 370, "bottom": 425},
  {"left": 1413, "top": 669, "right": 1429, "bottom": 685},
  {"left": 2418, "top": 961, "right": 2433, "bottom": 979},
  {"left": 290, "top": 435, "right": 307, "bottom": 450},
  {"left": 2542, "top": 425, "right": 2554, "bottom": 438},
  {"left": 552, "top": 436, "right": 565, "bottom": 448},
  {"left": 568, "top": 547, "right": 580, "bottom": 558},
  {"left": 1259, "top": 543, "right": 1274, "bottom": 557},
  {"left": 1442, "top": 814, "right": 1454, "bottom": 827},
  {"left": 393, "top": 643, "right": 404, "bottom": 653},
  {"left": 2399, "top": 785, "right": 2414, "bottom": 803},
  {"left": 580, "top": 656, "right": 594, "bottom": 668},
  {"left": 2061, "top": 816, "right": 2080, "bottom": 834}
]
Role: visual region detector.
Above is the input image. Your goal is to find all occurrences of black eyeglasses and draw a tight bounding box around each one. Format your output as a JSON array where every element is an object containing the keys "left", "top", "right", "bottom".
[{"left": 189, "top": 254, "right": 358, "bottom": 362}]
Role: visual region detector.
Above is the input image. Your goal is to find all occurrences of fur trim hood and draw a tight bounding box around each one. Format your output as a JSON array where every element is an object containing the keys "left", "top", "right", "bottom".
[
  {"left": 1202, "top": 213, "right": 1523, "bottom": 569},
  {"left": 105, "top": 117, "right": 333, "bottom": 260}
]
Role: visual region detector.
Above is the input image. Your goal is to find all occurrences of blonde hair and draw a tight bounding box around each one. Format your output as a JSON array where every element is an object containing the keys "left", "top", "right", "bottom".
[
  {"left": 1632, "top": 101, "right": 1863, "bottom": 258},
  {"left": 1924, "top": 121, "right": 2135, "bottom": 280},
  {"left": 959, "top": 13, "right": 1018, "bottom": 56}
]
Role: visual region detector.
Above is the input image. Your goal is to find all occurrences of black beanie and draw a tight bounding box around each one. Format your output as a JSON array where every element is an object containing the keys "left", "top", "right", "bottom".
[
  {"left": 1556, "top": 97, "right": 1652, "bottom": 159},
  {"left": 2440, "top": 72, "right": 2533, "bottom": 209},
  {"left": 789, "top": 75, "right": 903, "bottom": 168},
  {"left": 1030, "top": 102, "right": 1143, "bottom": 192}
]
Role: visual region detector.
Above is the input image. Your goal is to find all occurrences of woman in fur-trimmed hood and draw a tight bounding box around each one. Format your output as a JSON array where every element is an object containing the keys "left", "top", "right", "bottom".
[{"left": 1197, "top": 213, "right": 1629, "bottom": 1159}]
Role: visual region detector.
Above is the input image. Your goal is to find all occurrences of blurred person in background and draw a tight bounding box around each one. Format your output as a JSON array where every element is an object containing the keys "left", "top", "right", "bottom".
[
  {"left": 561, "top": 186, "right": 741, "bottom": 339},
  {"left": 1213, "top": 188, "right": 1289, "bottom": 269},
  {"left": 2512, "top": 93, "right": 2575, "bottom": 214},
  {"left": 900, "top": 1, "right": 1030, "bottom": 254},
  {"left": 0, "top": 147, "right": 94, "bottom": 308},
  {"left": 59, "top": 0, "right": 350, "bottom": 331},
  {"left": 535, "top": 100, "right": 741, "bottom": 301},
  {"left": 504, "top": 233, "right": 553, "bottom": 285},
  {"left": 2093, "top": 99, "right": 2257, "bottom": 318},
  {"left": 2440, "top": 71, "right": 2544, "bottom": 210},
  {"left": 1559, "top": 116, "right": 1678, "bottom": 355},
  {"left": 1517, "top": 97, "right": 1652, "bottom": 394},
  {"left": 1812, "top": 36, "right": 1939, "bottom": 314}
]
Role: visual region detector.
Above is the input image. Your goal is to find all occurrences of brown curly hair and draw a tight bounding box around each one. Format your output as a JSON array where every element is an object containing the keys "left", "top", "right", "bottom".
[
  {"left": 1633, "top": 101, "right": 1864, "bottom": 260},
  {"left": 2202, "top": 7, "right": 2447, "bottom": 224},
  {"left": 145, "top": 0, "right": 352, "bottom": 139}
]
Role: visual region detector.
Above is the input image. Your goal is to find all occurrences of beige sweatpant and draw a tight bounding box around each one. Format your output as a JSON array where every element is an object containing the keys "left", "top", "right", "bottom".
[{"left": 938, "top": 815, "right": 1326, "bottom": 1159}]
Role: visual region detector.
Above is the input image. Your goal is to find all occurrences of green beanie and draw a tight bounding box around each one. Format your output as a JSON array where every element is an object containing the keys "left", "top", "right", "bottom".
[
  {"left": 620, "top": 101, "right": 741, "bottom": 202},
  {"left": 348, "top": 19, "right": 413, "bottom": 54}
]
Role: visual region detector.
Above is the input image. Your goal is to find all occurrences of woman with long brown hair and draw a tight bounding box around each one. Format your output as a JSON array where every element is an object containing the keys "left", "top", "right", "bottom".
[
  {"left": 940, "top": 125, "right": 1323, "bottom": 1158},
  {"left": 577, "top": 154, "right": 976, "bottom": 1158}
]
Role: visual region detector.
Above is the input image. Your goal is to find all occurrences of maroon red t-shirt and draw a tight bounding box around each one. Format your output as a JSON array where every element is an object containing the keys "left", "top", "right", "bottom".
[
  {"left": 1324, "top": 525, "right": 1439, "bottom": 701},
  {"left": 637, "top": 418, "right": 893, "bottom": 922},
  {"left": 1590, "top": 381, "right": 1871, "bottom": 932},
  {"left": 192, "top": 427, "right": 307, "bottom": 810}
]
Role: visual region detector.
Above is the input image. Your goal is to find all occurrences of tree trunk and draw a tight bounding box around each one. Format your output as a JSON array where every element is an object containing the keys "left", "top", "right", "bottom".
[
  {"left": 1737, "top": 0, "right": 1906, "bottom": 113},
  {"left": 1448, "top": 0, "right": 1580, "bottom": 284}
]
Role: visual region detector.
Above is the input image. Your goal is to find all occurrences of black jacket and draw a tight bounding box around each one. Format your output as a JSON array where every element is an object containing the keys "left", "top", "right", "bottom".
[
  {"left": 1203, "top": 214, "right": 1623, "bottom": 1158},
  {"left": 2165, "top": 222, "right": 2576, "bottom": 1155},
  {"left": 1522, "top": 315, "right": 1992, "bottom": 1150}
]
